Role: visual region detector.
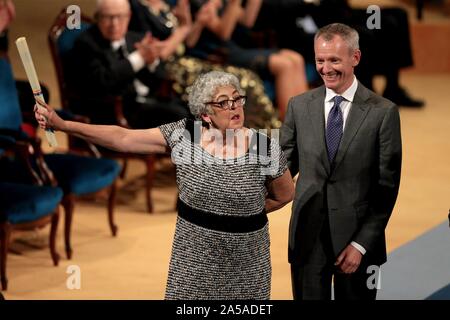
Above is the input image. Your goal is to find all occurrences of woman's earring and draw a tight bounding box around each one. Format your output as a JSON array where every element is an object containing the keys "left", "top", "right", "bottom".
[{"left": 203, "top": 117, "right": 212, "bottom": 128}]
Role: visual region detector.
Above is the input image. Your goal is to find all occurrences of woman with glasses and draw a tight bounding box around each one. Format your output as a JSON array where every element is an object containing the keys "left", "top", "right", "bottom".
[{"left": 34, "top": 71, "right": 294, "bottom": 300}]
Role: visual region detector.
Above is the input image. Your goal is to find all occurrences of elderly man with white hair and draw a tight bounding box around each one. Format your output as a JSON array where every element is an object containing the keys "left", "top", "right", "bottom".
[{"left": 65, "top": 0, "right": 190, "bottom": 128}]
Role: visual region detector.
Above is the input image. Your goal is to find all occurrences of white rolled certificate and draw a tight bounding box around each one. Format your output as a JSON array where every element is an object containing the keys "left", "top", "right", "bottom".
[{"left": 15, "top": 37, "right": 58, "bottom": 147}]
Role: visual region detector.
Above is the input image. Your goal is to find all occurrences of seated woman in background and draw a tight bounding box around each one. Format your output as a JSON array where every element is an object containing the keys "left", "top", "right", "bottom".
[
  {"left": 187, "top": 0, "right": 308, "bottom": 120},
  {"left": 35, "top": 71, "right": 294, "bottom": 299},
  {"left": 128, "top": 0, "right": 280, "bottom": 129}
]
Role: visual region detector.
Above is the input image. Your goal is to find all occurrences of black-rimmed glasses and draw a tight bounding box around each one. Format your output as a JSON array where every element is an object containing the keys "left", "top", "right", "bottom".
[{"left": 205, "top": 96, "right": 247, "bottom": 110}]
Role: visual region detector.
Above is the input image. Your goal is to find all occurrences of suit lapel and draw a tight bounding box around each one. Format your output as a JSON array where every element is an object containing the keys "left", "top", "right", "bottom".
[
  {"left": 125, "top": 34, "right": 133, "bottom": 54},
  {"left": 332, "top": 83, "right": 371, "bottom": 172},
  {"left": 307, "top": 87, "right": 331, "bottom": 175}
]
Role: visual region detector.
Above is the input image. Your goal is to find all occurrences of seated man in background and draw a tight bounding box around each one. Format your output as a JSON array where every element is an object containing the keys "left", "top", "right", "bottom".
[{"left": 66, "top": 0, "right": 190, "bottom": 128}]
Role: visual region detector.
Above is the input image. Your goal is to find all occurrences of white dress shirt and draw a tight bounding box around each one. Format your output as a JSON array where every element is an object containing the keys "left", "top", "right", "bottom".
[
  {"left": 323, "top": 76, "right": 367, "bottom": 256},
  {"left": 111, "top": 39, "right": 160, "bottom": 99},
  {"left": 324, "top": 75, "right": 358, "bottom": 130}
]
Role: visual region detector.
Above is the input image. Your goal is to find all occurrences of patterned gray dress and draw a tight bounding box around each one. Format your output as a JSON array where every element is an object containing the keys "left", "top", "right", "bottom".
[{"left": 159, "top": 118, "right": 287, "bottom": 300}]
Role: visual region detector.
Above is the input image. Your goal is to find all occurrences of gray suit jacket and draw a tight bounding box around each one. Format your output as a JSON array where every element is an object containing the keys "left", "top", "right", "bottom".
[{"left": 280, "top": 82, "right": 402, "bottom": 266}]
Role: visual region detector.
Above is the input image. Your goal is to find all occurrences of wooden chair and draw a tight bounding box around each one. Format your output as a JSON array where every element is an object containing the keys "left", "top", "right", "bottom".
[
  {"left": 1, "top": 55, "right": 121, "bottom": 260},
  {"left": 0, "top": 135, "right": 61, "bottom": 291},
  {"left": 48, "top": 7, "right": 157, "bottom": 213}
]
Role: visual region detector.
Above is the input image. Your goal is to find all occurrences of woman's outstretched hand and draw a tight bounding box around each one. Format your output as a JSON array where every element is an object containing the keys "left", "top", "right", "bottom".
[{"left": 34, "top": 100, "right": 66, "bottom": 131}]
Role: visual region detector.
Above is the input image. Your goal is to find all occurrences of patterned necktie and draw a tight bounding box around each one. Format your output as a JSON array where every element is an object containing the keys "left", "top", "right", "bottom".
[{"left": 326, "top": 95, "right": 345, "bottom": 164}]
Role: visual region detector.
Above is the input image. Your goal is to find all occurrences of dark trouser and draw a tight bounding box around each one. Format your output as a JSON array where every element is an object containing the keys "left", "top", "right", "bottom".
[
  {"left": 350, "top": 8, "right": 414, "bottom": 92},
  {"left": 290, "top": 221, "right": 378, "bottom": 300},
  {"left": 352, "top": 8, "right": 414, "bottom": 73}
]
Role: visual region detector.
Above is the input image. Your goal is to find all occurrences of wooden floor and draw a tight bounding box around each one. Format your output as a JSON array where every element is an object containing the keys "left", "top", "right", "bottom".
[{"left": 2, "top": 0, "right": 450, "bottom": 299}]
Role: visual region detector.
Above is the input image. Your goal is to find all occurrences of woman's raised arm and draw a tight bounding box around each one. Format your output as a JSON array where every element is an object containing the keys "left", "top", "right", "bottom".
[{"left": 34, "top": 101, "right": 168, "bottom": 154}]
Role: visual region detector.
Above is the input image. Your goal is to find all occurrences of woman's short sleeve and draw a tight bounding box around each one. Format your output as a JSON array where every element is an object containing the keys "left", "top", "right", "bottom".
[
  {"left": 265, "top": 137, "right": 288, "bottom": 180},
  {"left": 158, "top": 118, "right": 187, "bottom": 149}
]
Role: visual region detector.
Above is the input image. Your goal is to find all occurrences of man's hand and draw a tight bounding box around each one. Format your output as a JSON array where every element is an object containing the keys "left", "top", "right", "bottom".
[
  {"left": 335, "top": 244, "right": 362, "bottom": 274},
  {"left": 134, "top": 32, "right": 159, "bottom": 64}
]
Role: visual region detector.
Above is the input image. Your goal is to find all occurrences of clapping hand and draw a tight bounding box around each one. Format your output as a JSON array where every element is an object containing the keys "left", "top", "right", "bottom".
[{"left": 135, "top": 32, "right": 159, "bottom": 64}]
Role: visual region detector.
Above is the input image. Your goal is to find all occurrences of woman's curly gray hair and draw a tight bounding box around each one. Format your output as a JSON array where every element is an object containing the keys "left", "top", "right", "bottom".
[{"left": 187, "top": 71, "right": 244, "bottom": 119}]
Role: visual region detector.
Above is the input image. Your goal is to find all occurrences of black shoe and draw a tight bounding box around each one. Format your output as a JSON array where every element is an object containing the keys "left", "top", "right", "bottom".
[{"left": 383, "top": 87, "right": 425, "bottom": 108}]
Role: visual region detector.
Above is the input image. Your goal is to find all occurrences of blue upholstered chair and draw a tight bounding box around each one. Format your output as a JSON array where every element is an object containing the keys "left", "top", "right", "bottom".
[
  {"left": 0, "top": 56, "right": 121, "bottom": 260},
  {"left": 0, "top": 134, "right": 62, "bottom": 291},
  {"left": 48, "top": 7, "right": 157, "bottom": 213},
  {"left": 0, "top": 181, "right": 62, "bottom": 291}
]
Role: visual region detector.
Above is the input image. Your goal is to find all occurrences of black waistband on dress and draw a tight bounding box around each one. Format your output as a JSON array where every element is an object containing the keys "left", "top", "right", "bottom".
[{"left": 177, "top": 199, "right": 267, "bottom": 233}]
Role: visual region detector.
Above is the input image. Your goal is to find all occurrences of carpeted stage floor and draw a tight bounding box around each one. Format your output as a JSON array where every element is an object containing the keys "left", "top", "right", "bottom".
[{"left": 2, "top": 0, "right": 449, "bottom": 299}]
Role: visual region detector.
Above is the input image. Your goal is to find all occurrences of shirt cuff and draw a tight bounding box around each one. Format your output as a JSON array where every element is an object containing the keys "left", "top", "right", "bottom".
[
  {"left": 147, "top": 58, "right": 160, "bottom": 72},
  {"left": 351, "top": 241, "right": 366, "bottom": 255},
  {"left": 128, "top": 51, "right": 145, "bottom": 72}
]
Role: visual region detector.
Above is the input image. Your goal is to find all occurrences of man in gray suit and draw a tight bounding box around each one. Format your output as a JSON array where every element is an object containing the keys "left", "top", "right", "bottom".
[{"left": 280, "top": 23, "right": 402, "bottom": 300}]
